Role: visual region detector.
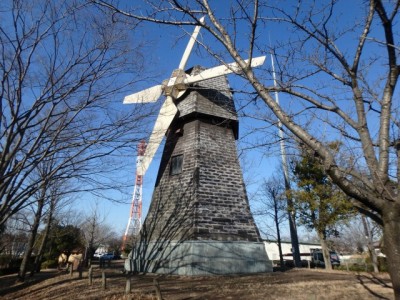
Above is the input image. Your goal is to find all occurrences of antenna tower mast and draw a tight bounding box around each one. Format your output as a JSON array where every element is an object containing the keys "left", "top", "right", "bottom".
[
  {"left": 122, "top": 140, "right": 146, "bottom": 251},
  {"left": 270, "top": 53, "right": 301, "bottom": 267}
]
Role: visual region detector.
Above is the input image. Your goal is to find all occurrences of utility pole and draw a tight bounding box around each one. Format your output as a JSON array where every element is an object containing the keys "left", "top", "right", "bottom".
[{"left": 271, "top": 53, "right": 301, "bottom": 267}]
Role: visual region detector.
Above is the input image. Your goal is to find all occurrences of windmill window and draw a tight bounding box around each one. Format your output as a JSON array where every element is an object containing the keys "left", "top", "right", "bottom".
[{"left": 170, "top": 154, "right": 183, "bottom": 175}]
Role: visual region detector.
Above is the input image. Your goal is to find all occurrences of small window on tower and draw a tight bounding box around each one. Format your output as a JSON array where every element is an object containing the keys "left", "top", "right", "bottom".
[{"left": 170, "top": 154, "right": 183, "bottom": 175}]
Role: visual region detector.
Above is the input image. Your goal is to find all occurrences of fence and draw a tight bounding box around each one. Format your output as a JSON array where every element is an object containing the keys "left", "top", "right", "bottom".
[{"left": 68, "top": 264, "right": 163, "bottom": 300}]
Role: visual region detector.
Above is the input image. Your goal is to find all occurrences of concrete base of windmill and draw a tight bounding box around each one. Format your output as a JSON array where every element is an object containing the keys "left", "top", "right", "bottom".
[{"left": 124, "top": 240, "right": 273, "bottom": 275}]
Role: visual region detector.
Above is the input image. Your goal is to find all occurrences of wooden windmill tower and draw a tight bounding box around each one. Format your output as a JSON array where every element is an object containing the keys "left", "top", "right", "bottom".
[{"left": 123, "top": 18, "right": 272, "bottom": 275}]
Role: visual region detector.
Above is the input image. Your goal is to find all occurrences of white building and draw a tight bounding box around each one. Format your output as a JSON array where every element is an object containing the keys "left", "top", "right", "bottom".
[
  {"left": 264, "top": 240, "right": 321, "bottom": 261},
  {"left": 94, "top": 245, "right": 108, "bottom": 256}
]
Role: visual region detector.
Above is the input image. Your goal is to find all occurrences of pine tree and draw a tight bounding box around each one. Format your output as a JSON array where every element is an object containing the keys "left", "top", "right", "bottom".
[{"left": 293, "top": 146, "right": 354, "bottom": 269}]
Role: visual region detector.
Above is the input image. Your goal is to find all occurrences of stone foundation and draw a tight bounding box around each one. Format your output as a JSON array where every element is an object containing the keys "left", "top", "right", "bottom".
[{"left": 125, "top": 240, "right": 272, "bottom": 275}]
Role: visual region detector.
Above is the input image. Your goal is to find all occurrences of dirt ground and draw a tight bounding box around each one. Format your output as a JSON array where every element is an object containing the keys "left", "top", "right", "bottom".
[{"left": 0, "top": 261, "right": 394, "bottom": 300}]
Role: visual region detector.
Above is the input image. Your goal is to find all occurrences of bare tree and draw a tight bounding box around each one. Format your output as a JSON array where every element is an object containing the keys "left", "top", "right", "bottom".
[
  {"left": 18, "top": 153, "right": 60, "bottom": 280},
  {"left": 254, "top": 175, "right": 287, "bottom": 270},
  {"left": 332, "top": 215, "right": 382, "bottom": 271},
  {"left": 94, "top": 1, "right": 400, "bottom": 296},
  {"left": 0, "top": 0, "right": 153, "bottom": 228},
  {"left": 80, "top": 204, "right": 116, "bottom": 266},
  {"left": 0, "top": 212, "right": 30, "bottom": 259},
  {"left": 29, "top": 157, "right": 73, "bottom": 276},
  {"left": 31, "top": 184, "right": 59, "bottom": 275},
  {"left": 17, "top": 182, "right": 46, "bottom": 281},
  {"left": 361, "top": 215, "right": 380, "bottom": 273}
]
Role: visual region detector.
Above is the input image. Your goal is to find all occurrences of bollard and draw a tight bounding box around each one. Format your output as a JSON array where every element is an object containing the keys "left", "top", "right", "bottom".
[
  {"left": 153, "top": 278, "right": 162, "bottom": 300},
  {"left": 78, "top": 260, "right": 83, "bottom": 279},
  {"left": 88, "top": 266, "right": 93, "bottom": 286},
  {"left": 102, "top": 271, "right": 107, "bottom": 290},
  {"left": 307, "top": 260, "right": 310, "bottom": 269},
  {"left": 125, "top": 276, "right": 131, "bottom": 294},
  {"left": 69, "top": 263, "right": 73, "bottom": 277}
]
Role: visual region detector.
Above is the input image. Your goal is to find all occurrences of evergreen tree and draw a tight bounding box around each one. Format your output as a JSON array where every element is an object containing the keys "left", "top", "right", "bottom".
[{"left": 293, "top": 146, "right": 354, "bottom": 269}]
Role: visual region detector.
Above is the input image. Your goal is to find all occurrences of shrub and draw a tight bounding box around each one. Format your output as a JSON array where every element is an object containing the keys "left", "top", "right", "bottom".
[
  {"left": 0, "top": 257, "right": 23, "bottom": 275},
  {"left": 378, "top": 256, "right": 387, "bottom": 272},
  {"left": 41, "top": 259, "right": 58, "bottom": 269}
]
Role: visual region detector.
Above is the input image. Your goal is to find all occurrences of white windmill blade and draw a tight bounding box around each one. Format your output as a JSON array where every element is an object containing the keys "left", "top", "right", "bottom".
[
  {"left": 137, "top": 96, "right": 178, "bottom": 176},
  {"left": 123, "top": 84, "right": 163, "bottom": 104},
  {"left": 178, "top": 16, "right": 205, "bottom": 70},
  {"left": 184, "top": 56, "right": 266, "bottom": 84}
]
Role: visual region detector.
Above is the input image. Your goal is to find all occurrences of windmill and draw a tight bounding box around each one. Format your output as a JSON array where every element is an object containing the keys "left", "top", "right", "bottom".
[
  {"left": 123, "top": 16, "right": 265, "bottom": 177},
  {"left": 123, "top": 17, "right": 272, "bottom": 275}
]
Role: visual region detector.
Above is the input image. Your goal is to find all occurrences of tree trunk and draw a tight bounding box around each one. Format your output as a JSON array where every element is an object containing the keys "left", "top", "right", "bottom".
[
  {"left": 317, "top": 231, "right": 332, "bottom": 270},
  {"left": 31, "top": 199, "right": 54, "bottom": 276},
  {"left": 274, "top": 200, "right": 284, "bottom": 270},
  {"left": 17, "top": 197, "right": 45, "bottom": 282},
  {"left": 287, "top": 201, "right": 301, "bottom": 267},
  {"left": 31, "top": 221, "right": 48, "bottom": 275},
  {"left": 383, "top": 207, "right": 400, "bottom": 299},
  {"left": 361, "top": 215, "right": 379, "bottom": 273}
]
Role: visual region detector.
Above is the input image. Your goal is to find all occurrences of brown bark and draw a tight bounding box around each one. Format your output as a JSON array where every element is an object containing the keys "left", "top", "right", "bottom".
[
  {"left": 317, "top": 231, "right": 332, "bottom": 270},
  {"left": 383, "top": 204, "right": 400, "bottom": 299},
  {"left": 361, "top": 215, "right": 379, "bottom": 273},
  {"left": 274, "top": 200, "right": 284, "bottom": 271},
  {"left": 17, "top": 196, "right": 45, "bottom": 282},
  {"left": 31, "top": 196, "right": 55, "bottom": 276}
]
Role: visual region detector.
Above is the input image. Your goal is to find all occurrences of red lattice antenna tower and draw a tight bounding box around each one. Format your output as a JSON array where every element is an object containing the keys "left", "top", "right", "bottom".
[{"left": 122, "top": 140, "right": 146, "bottom": 251}]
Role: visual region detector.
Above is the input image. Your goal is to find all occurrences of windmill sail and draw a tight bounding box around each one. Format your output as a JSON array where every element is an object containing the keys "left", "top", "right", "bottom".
[
  {"left": 137, "top": 96, "right": 177, "bottom": 176},
  {"left": 185, "top": 56, "right": 266, "bottom": 84},
  {"left": 123, "top": 85, "right": 163, "bottom": 104}
]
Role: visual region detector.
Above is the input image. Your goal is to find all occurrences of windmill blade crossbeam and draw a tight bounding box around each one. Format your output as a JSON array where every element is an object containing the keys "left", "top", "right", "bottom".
[
  {"left": 184, "top": 56, "right": 266, "bottom": 84},
  {"left": 123, "top": 84, "right": 163, "bottom": 104},
  {"left": 164, "top": 69, "right": 187, "bottom": 98}
]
